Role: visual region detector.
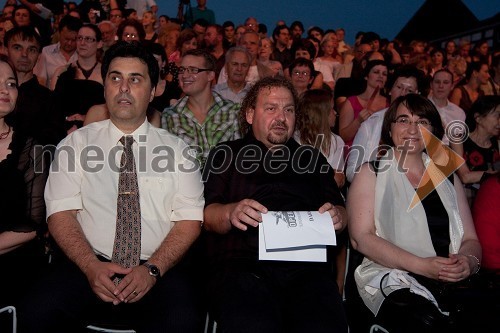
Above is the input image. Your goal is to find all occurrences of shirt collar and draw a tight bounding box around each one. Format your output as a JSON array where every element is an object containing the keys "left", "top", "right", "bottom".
[{"left": 108, "top": 118, "right": 150, "bottom": 145}]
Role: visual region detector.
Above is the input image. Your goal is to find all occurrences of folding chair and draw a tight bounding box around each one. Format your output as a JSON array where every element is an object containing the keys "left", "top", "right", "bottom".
[{"left": 0, "top": 306, "right": 17, "bottom": 333}]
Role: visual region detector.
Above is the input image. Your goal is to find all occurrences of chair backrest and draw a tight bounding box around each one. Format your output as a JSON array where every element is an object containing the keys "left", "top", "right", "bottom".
[
  {"left": 86, "top": 325, "right": 136, "bottom": 333},
  {"left": 0, "top": 306, "right": 17, "bottom": 333}
]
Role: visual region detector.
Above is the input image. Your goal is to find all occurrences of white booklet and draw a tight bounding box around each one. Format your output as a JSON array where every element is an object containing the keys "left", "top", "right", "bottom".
[{"left": 258, "top": 211, "right": 337, "bottom": 262}]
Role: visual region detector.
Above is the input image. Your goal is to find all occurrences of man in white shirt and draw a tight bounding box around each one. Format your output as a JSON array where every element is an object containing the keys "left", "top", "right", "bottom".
[
  {"left": 429, "top": 68, "right": 466, "bottom": 145},
  {"left": 19, "top": 42, "right": 205, "bottom": 333},
  {"left": 346, "top": 66, "right": 423, "bottom": 182},
  {"left": 33, "top": 15, "right": 82, "bottom": 88},
  {"left": 213, "top": 46, "right": 252, "bottom": 103}
]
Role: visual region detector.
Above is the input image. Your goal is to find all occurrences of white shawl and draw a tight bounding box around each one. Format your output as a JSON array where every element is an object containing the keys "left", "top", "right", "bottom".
[{"left": 354, "top": 149, "right": 464, "bottom": 315}]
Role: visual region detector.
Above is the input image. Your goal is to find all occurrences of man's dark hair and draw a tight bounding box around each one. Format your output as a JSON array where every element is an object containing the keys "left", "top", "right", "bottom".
[
  {"left": 101, "top": 41, "right": 159, "bottom": 88},
  {"left": 239, "top": 76, "right": 299, "bottom": 135},
  {"left": 117, "top": 19, "right": 146, "bottom": 41},
  {"left": 381, "top": 94, "right": 444, "bottom": 147},
  {"left": 183, "top": 49, "right": 216, "bottom": 71},
  {"left": 193, "top": 18, "right": 209, "bottom": 28},
  {"left": 222, "top": 20, "right": 234, "bottom": 29},
  {"left": 4, "top": 26, "right": 42, "bottom": 51},
  {"left": 272, "top": 25, "right": 289, "bottom": 40},
  {"left": 59, "top": 14, "right": 83, "bottom": 33}
]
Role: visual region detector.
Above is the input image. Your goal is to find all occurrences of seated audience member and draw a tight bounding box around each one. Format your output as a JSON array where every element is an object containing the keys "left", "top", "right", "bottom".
[
  {"left": 271, "top": 24, "right": 293, "bottom": 69},
  {"left": 164, "top": 28, "right": 197, "bottom": 100},
  {"left": 333, "top": 43, "right": 377, "bottom": 110},
  {"left": 222, "top": 20, "right": 236, "bottom": 49},
  {"left": 34, "top": 15, "right": 82, "bottom": 88},
  {"left": 218, "top": 31, "right": 275, "bottom": 85},
  {"left": 339, "top": 60, "right": 388, "bottom": 149},
  {"left": 314, "top": 33, "right": 343, "bottom": 90},
  {"left": 203, "top": 76, "right": 348, "bottom": 333},
  {"left": 445, "top": 40, "right": 457, "bottom": 61},
  {"left": 473, "top": 174, "right": 500, "bottom": 272},
  {"left": 84, "top": 42, "right": 167, "bottom": 128},
  {"left": 204, "top": 24, "right": 226, "bottom": 80},
  {"left": 345, "top": 66, "right": 423, "bottom": 182},
  {"left": 450, "top": 61, "right": 489, "bottom": 114},
  {"left": 0, "top": 55, "right": 48, "bottom": 309},
  {"left": 288, "top": 39, "right": 324, "bottom": 89},
  {"left": 51, "top": 24, "right": 105, "bottom": 134},
  {"left": 296, "top": 89, "right": 345, "bottom": 188},
  {"left": 5, "top": 26, "right": 61, "bottom": 146},
  {"left": 213, "top": 46, "right": 252, "bottom": 103},
  {"left": 163, "top": 49, "right": 240, "bottom": 168},
  {"left": 428, "top": 68, "right": 466, "bottom": 145},
  {"left": 159, "top": 22, "right": 182, "bottom": 61},
  {"left": 471, "top": 39, "right": 492, "bottom": 66},
  {"left": 482, "top": 55, "right": 500, "bottom": 96},
  {"left": 142, "top": 10, "right": 158, "bottom": 45},
  {"left": 288, "top": 57, "right": 316, "bottom": 96},
  {"left": 18, "top": 42, "right": 205, "bottom": 333},
  {"left": 446, "top": 55, "right": 467, "bottom": 88},
  {"left": 348, "top": 94, "right": 488, "bottom": 332},
  {"left": 117, "top": 18, "right": 146, "bottom": 43},
  {"left": 258, "top": 37, "right": 283, "bottom": 77},
  {"left": 451, "top": 96, "right": 499, "bottom": 206},
  {"left": 429, "top": 48, "right": 446, "bottom": 76},
  {"left": 98, "top": 20, "right": 118, "bottom": 53}
]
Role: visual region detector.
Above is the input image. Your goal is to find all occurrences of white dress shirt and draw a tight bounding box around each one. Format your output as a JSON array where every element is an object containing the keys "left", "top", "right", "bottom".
[
  {"left": 45, "top": 119, "right": 204, "bottom": 260},
  {"left": 33, "top": 42, "right": 78, "bottom": 88}
]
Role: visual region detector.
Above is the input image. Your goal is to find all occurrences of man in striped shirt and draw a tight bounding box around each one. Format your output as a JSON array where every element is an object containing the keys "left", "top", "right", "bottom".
[{"left": 162, "top": 49, "right": 240, "bottom": 168}]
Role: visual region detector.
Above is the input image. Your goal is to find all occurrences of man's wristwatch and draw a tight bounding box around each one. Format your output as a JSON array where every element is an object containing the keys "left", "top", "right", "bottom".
[{"left": 143, "top": 262, "right": 160, "bottom": 279}]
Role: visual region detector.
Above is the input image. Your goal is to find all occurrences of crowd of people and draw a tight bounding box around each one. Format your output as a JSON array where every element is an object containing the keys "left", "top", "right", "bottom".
[{"left": 0, "top": 0, "right": 499, "bottom": 332}]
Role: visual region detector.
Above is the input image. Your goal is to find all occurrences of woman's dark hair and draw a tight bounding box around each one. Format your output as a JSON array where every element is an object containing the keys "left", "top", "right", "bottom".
[
  {"left": 465, "top": 61, "right": 487, "bottom": 81},
  {"left": 101, "top": 41, "right": 159, "bottom": 88},
  {"left": 81, "top": 23, "right": 102, "bottom": 42},
  {"left": 117, "top": 19, "right": 146, "bottom": 42},
  {"left": 362, "top": 59, "right": 388, "bottom": 79},
  {"left": 290, "top": 38, "right": 316, "bottom": 60},
  {"left": 0, "top": 54, "right": 18, "bottom": 126},
  {"left": 307, "top": 26, "right": 324, "bottom": 39},
  {"left": 288, "top": 57, "right": 315, "bottom": 79},
  {"left": 466, "top": 95, "right": 500, "bottom": 132},
  {"left": 381, "top": 94, "right": 444, "bottom": 147}
]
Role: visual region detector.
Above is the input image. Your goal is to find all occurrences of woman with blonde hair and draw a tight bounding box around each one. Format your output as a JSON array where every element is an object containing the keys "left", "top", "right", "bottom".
[
  {"left": 313, "top": 32, "right": 343, "bottom": 90},
  {"left": 142, "top": 10, "right": 158, "bottom": 45},
  {"left": 158, "top": 22, "right": 181, "bottom": 59}
]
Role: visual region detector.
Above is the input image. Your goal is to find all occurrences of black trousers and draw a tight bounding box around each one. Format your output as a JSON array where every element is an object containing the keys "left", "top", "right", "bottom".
[
  {"left": 207, "top": 260, "right": 348, "bottom": 333},
  {"left": 17, "top": 256, "right": 205, "bottom": 333}
]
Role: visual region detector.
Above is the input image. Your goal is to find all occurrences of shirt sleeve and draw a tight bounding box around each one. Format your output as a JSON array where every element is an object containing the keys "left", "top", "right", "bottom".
[
  {"left": 44, "top": 135, "right": 84, "bottom": 218},
  {"left": 169, "top": 139, "right": 205, "bottom": 222}
]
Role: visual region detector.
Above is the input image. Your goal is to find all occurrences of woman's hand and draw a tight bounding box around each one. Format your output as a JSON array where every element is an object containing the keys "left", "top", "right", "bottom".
[
  {"left": 357, "top": 108, "right": 373, "bottom": 123},
  {"left": 438, "top": 253, "right": 474, "bottom": 282}
]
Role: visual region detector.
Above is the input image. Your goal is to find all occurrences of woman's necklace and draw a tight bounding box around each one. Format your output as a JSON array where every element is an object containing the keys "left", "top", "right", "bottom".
[
  {"left": 76, "top": 61, "right": 98, "bottom": 80},
  {"left": 0, "top": 126, "right": 11, "bottom": 140}
]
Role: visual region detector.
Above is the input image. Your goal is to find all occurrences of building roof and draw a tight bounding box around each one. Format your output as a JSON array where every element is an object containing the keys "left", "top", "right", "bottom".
[{"left": 396, "top": 0, "right": 479, "bottom": 43}]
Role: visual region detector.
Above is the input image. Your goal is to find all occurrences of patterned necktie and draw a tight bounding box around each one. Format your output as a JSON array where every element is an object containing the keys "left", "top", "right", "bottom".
[{"left": 112, "top": 136, "right": 141, "bottom": 282}]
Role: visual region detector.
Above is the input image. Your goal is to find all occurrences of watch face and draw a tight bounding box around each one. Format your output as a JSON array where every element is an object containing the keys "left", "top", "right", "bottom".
[{"left": 149, "top": 265, "right": 160, "bottom": 277}]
